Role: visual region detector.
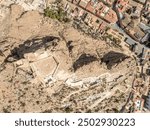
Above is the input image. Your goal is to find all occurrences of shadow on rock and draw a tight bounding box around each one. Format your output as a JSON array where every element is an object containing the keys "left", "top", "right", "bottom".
[
  {"left": 5, "top": 36, "right": 60, "bottom": 63},
  {"left": 101, "top": 51, "right": 129, "bottom": 70},
  {"left": 73, "top": 53, "right": 98, "bottom": 72}
]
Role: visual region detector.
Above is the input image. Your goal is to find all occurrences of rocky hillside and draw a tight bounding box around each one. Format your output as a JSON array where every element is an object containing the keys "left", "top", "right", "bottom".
[{"left": 0, "top": 1, "right": 136, "bottom": 113}]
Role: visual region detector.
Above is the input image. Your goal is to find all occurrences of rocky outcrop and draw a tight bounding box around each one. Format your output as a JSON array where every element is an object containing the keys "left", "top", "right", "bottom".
[{"left": 101, "top": 51, "right": 129, "bottom": 70}]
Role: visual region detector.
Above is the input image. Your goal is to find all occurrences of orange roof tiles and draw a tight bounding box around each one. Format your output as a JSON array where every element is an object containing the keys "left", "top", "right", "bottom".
[
  {"left": 72, "top": 0, "right": 118, "bottom": 23},
  {"left": 105, "top": 9, "right": 118, "bottom": 23},
  {"left": 117, "top": 0, "right": 129, "bottom": 13},
  {"left": 95, "top": 1, "right": 118, "bottom": 23},
  {"left": 79, "top": 0, "right": 90, "bottom": 8},
  {"left": 85, "top": 1, "right": 95, "bottom": 13}
]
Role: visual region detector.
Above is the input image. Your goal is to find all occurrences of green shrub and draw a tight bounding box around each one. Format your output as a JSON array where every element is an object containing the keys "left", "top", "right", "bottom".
[{"left": 44, "top": 7, "right": 70, "bottom": 23}]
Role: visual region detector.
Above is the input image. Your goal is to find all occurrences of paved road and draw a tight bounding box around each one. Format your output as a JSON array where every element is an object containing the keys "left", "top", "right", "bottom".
[{"left": 112, "top": 23, "right": 138, "bottom": 43}]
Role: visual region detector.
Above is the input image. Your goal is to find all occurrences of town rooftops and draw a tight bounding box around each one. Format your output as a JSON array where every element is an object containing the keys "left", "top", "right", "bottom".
[
  {"left": 104, "top": 0, "right": 115, "bottom": 5},
  {"left": 117, "top": 0, "right": 129, "bottom": 13},
  {"left": 70, "top": 0, "right": 118, "bottom": 23},
  {"left": 135, "top": 0, "right": 146, "bottom": 4},
  {"left": 125, "top": 37, "right": 137, "bottom": 46},
  {"left": 144, "top": 91, "right": 150, "bottom": 110},
  {"left": 85, "top": 0, "right": 118, "bottom": 23},
  {"left": 73, "top": 0, "right": 81, "bottom": 4},
  {"left": 141, "top": 32, "right": 150, "bottom": 44},
  {"left": 139, "top": 23, "right": 150, "bottom": 32},
  {"left": 79, "top": 0, "right": 90, "bottom": 8},
  {"left": 105, "top": 8, "right": 118, "bottom": 23}
]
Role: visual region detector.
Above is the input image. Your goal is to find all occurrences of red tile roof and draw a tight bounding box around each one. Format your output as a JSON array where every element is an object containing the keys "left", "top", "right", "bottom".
[
  {"left": 85, "top": 1, "right": 95, "bottom": 13},
  {"left": 117, "top": 0, "right": 129, "bottom": 12},
  {"left": 72, "top": 0, "right": 118, "bottom": 23},
  {"left": 105, "top": 9, "right": 118, "bottom": 23}
]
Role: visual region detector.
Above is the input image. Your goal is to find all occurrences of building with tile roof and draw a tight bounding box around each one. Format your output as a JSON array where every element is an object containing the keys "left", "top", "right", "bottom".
[
  {"left": 116, "top": 0, "right": 129, "bottom": 13},
  {"left": 144, "top": 91, "right": 150, "bottom": 110},
  {"left": 85, "top": 0, "right": 118, "bottom": 23}
]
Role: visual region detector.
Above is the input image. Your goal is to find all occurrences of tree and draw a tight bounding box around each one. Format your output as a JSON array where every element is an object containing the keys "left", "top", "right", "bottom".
[{"left": 44, "top": 6, "right": 70, "bottom": 23}]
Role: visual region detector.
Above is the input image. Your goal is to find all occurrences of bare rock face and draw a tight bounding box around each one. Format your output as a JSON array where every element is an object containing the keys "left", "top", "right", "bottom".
[
  {"left": 10, "top": 4, "right": 24, "bottom": 21},
  {"left": 0, "top": 0, "right": 46, "bottom": 39},
  {"left": 0, "top": 0, "right": 46, "bottom": 12},
  {"left": 9, "top": 10, "right": 43, "bottom": 40}
]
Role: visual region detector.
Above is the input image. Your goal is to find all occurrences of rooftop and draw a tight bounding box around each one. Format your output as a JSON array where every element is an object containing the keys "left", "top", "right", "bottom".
[{"left": 85, "top": 0, "right": 118, "bottom": 23}]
